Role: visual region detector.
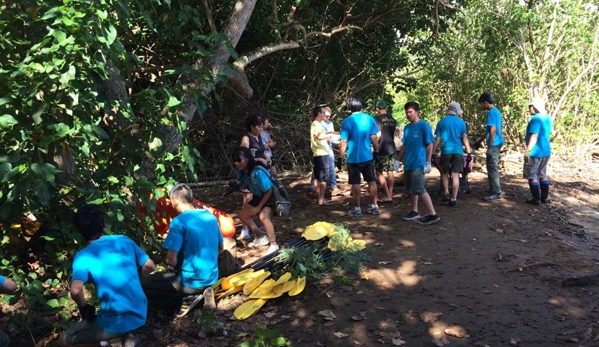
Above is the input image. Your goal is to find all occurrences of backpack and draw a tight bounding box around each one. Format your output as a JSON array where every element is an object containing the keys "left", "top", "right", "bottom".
[{"left": 254, "top": 166, "right": 291, "bottom": 217}]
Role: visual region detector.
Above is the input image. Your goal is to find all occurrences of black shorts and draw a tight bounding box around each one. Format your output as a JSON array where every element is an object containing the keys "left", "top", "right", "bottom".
[
  {"left": 440, "top": 154, "right": 464, "bottom": 174},
  {"left": 347, "top": 160, "right": 376, "bottom": 185},
  {"left": 313, "top": 155, "right": 330, "bottom": 182},
  {"left": 249, "top": 196, "right": 273, "bottom": 209}
]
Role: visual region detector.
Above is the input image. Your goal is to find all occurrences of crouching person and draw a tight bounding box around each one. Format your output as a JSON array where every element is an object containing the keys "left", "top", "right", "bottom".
[
  {"left": 232, "top": 147, "right": 280, "bottom": 256},
  {"left": 141, "top": 183, "right": 223, "bottom": 318},
  {"left": 60, "top": 204, "right": 156, "bottom": 347}
]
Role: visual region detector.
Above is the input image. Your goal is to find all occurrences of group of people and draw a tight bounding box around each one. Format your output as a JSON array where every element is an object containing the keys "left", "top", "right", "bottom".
[
  {"left": 50, "top": 184, "right": 224, "bottom": 347},
  {"left": 308, "top": 92, "right": 553, "bottom": 224}
]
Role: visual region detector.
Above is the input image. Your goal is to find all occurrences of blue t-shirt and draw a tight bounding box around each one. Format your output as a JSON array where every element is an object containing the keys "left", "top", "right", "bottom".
[
  {"left": 164, "top": 208, "right": 223, "bottom": 289},
  {"left": 71, "top": 235, "right": 150, "bottom": 334},
  {"left": 402, "top": 120, "right": 435, "bottom": 171},
  {"left": 434, "top": 115, "right": 467, "bottom": 155},
  {"left": 486, "top": 107, "right": 505, "bottom": 146},
  {"left": 340, "top": 112, "right": 378, "bottom": 163},
  {"left": 525, "top": 112, "right": 552, "bottom": 158},
  {"left": 237, "top": 166, "right": 273, "bottom": 198}
]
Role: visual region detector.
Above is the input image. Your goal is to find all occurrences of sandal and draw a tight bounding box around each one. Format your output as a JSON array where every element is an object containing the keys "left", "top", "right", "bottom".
[{"left": 318, "top": 200, "right": 333, "bottom": 206}]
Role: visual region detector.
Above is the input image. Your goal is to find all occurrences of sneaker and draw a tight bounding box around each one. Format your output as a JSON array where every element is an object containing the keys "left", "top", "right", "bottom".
[
  {"left": 367, "top": 205, "right": 380, "bottom": 215},
  {"left": 202, "top": 287, "right": 216, "bottom": 310},
  {"left": 176, "top": 294, "right": 204, "bottom": 318},
  {"left": 448, "top": 199, "right": 457, "bottom": 207},
  {"left": 440, "top": 194, "right": 451, "bottom": 202},
  {"left": 541, "top": 199, "right": 550, "bottom": 204},
  {"left": 248, "top": 234, "right": 269, "bottom": 247},
  {"left": 403, "top": 211, "right": 421, "bottom": 221},
  {"left": 418, "top": 214, "right": 441, "bottom": 225},
  {"left": 106, "top": 333, "right": 140, "bottom": 347},
  {"left": 347, "top": 208, "right": 363, "bottom": 217},
  {"left": 525, "top": 198, "right": 541, "bottom": 205},
  {"left": 264, "top": 243, "right": 280, "bottom": 256},
  {"left": 239, "top": 228, "right": 252, "bottom": 240},
  {"left": 484, "top": 194, "right": 503, "bottom": 201}
]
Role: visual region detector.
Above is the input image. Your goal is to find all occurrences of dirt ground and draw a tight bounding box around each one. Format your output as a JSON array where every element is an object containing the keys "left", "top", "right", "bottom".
[{"left": 4, "top": 154, "right": 599, "bottom": 347}]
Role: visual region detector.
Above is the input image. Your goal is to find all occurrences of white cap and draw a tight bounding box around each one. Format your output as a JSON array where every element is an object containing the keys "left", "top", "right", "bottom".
[{"left": 527, "top": 97, "right": 546, "bottom": 113}]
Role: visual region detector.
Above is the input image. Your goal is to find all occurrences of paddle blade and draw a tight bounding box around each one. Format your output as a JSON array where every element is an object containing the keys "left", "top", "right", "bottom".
[
  {"left": 234, "top": 299, "right": 268, "bottom": 320},
  {"left": 243, "top": 271, "right": 271, "bottom": 295},
  {"left": 249, "top": 288, "right": 283, "bottom": 299},
  {"left": 302, "top": 222, "right": 334, "bottom": 240},
  {"left": 272, "top": 280, "right": 295, "bottom": 294},
  {"left": 288, "top": 276, "right": 306, "bottom": 296},
  {"left": 229, "top": 269, "right": 265, "bottom": 287},
  {"left": 273, "top": 272, "right": 292, "bottom": 286},
  {"left": 222, "top": 268, "right": 253, "bottom": 290},
  {"left": 215, "top": 284, "right": 244, "bottom": 299}
]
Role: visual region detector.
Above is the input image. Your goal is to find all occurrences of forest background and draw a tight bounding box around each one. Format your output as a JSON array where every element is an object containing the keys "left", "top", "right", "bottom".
[{"left": 1, "top": 0, "right": 598, "bottom": 328}]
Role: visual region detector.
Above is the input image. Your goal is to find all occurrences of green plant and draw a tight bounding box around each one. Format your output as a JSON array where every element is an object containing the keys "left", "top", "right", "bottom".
[
  {"left": 239, "top": 328, "right": 291, "bottom": 347},
  {"left": 195, "top": 309, "right": 222, "bottom": 335},
  {"left": 276, "top": 242, "right": 326, "bottom": 281}
]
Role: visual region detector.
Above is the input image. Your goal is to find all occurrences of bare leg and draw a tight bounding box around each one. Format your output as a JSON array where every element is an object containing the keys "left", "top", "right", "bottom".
[
  {"left": 410, "top": 194, "right": 419, "bottom": 213},
  {"left": 238, "top": 204, "right": 259, "bottom": 233},
  {"left": 441, "top": 173, "right": 450, "bottom": 195},
  {"left": 376, "top": 170, "right": 390, "bottom": 200},
  {"left": 352, "top": 184, "right": 361, "bottom": 208},
  {"left": 368, "top": 181, "right": 378, "bottom": 206},
  {"left": 259, "top": 207, "right": 276, "bottom": 244},
  {"left": 419, "top": 192, "right": 437, "bottom": 216},
  {"left": 386, "top": 171, "right": 395, "bottom": 200},
  {"left": 451, "top": 172, "right": 460, "bottom": 200},
  {"left": 315, "top": 179, "right": 327, "bottom": 205}
]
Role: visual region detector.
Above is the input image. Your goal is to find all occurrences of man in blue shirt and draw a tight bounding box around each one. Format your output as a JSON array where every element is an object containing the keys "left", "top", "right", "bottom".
[
  {"left": 523, "top": 97, "right": 553, "bottom": 205},
  {"left": 433, "top": 102, "right": 472, "bottom": 206},
  {"left": 397, "top": 101, "right": 440, "bottom": 225},
  {"left": 477, "top": 92, "right": 505, "bottom": 201},
  {"left": 60, "top": 204, "right": 156, "bottom": 347},
  {"left": 339, "top": 95, "right": 380, "bottom": 217},
  {"left": 142, "top": 184, "right": 224, "bottom": 318}
]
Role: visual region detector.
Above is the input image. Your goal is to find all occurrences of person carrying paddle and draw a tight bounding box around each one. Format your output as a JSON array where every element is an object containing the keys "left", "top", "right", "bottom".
[
  {"left": 59, "top": 204, "right": 156, "bottom": 347},
  {"left": 141, "top": 183, "right": 223, "bottom": 318},
  {"left": 232, "top": 147, "right": 280, "bottom": 256}
]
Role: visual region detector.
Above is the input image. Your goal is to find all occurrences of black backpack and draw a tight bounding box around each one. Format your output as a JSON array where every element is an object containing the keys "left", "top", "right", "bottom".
[{"left": 254, "top": 166, "right": 291, "bottom": 217}]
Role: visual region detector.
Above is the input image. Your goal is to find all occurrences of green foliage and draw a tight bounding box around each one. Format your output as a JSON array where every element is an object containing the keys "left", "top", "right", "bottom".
[
  {"left": 239, "top": 328, "right": 291, "bottom": 347},
  {"left": 327, "top": 224, "right": 370, "bottom": 274},
  {"left": 277, "top": 242, "right": 327, "bottom": 281},
  {"left": 195, "top": 309, "right": 222, "bottom": 335}
]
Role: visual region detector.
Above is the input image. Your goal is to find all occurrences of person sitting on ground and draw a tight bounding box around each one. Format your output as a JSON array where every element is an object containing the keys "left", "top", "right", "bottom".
[
  {"left": 141, "top": 183, "right": 223, "bottom": 318},
  {"left": 59, "top": 204, "right": 156, "bottom": 347},
  {"left": 432, "top": 101, "right": 472, "bottom": 207},
  {"left": 232, "top": 147, "right": 280, "bottom": 256}
]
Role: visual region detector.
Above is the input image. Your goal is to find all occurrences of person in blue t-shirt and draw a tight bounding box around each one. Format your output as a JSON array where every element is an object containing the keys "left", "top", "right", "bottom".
[
  {"left": 397, "top": 101, "right": 440, "bottom": 225},
  {"left": 59, "top": 204, "right": 156, "bottom": 347},
  {"left": 476, "top": 92, "right": 505, "bottom": 201},
  {"left": 141, "top": 183, "right": 223, "bottom": 318},
  {"left": 432, "top": 102, "right": 472, "bottom": 206},
  {"left": 232, "top": 146, "right": 280, "bottom": 256},
  {"left": 339, "top": 95, "right": 380, "bottom": 217},
  {"left": 523, "top": 97, "right": 553, "bottom": 205}
]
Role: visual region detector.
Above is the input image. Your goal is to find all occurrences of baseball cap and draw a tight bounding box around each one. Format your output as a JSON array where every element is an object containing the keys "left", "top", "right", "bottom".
[
  {"left": 527, "top": 97, "right": 546, "bottom": 113},
  {"left": 375, "top": 100, "right": 387, "bottom": 109}
]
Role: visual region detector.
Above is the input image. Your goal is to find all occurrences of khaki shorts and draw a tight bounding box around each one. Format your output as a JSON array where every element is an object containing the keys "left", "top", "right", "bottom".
[
  {"left": 523, "top": 156, "right": 550, "bottom": 180},
  {"left": 404, "top": 170, "right": 426, "bottom": 195}
]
